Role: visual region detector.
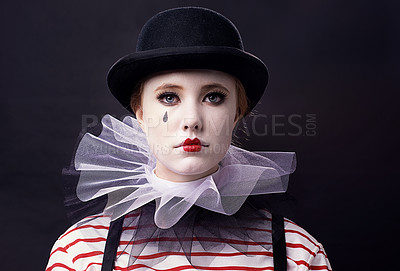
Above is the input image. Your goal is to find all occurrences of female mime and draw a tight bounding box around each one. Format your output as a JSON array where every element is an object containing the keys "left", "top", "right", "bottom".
[{"left": 47, "top": 6, "right": 332, "bottom": 271}]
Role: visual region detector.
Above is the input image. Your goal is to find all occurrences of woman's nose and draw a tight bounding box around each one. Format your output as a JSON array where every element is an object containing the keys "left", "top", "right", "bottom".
[
  {"left": 181, "top": 106, "right": 203, "bottom": 132},
  {"left": 184, "top": 121, "right": 200, "bottom": 130},
  {"left": 182, "top": 116, "right": 202, "bottom": 131}
]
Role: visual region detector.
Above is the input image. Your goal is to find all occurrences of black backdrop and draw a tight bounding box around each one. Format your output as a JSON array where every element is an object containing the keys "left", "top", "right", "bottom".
[{"left": 1, "top": 0, "right": 398, "bottom": 270}]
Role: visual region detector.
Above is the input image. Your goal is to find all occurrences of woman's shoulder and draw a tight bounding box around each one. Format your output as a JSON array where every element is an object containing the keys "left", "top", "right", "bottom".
[
  {"left": 46, "top": 210, "right": 142, "bottom": 271},
  {"left": 283, "top": 217, "right": 322, "bottom": 247},
  {"left": 56, "top": 214, "right": 111, "bottom": 244},
  {"left": 46, "top": 214, "right": 112, "bottom": 271},
  {"left": 283, "top": 217, "right": 332, "bottom": 271}
]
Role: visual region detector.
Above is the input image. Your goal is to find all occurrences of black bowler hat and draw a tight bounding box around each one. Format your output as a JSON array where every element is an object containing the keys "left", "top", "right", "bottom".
[{"left": 107, "top": 6, "right": 269, "bottom": 115}]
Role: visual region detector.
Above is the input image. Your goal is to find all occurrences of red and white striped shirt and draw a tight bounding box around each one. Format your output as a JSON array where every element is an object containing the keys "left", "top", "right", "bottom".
[{"left": 46, "top": 208, "right": 331, "bottom": 271}]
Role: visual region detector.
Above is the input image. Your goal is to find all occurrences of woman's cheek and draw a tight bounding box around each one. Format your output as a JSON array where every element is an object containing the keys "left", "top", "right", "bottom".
[
  {"left": 148, "top": 134, "right": 169, "bottom": 157},
  {"left": 207, "top": 115, "right": 235, "bottom": 138}
]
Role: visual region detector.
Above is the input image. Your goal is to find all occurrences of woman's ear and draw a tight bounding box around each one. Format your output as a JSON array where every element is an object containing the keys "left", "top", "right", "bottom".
[
  {"left": 234, "top": 107, "right": 242, "bottom": 125},
  {"left": 234, "top": 112, "right": 239, "bottom": 123},
  {"left": 135, "top": 107, "right": 146, "bottom": 134},
  {"left": 233, "top": 117, "right": 240, "bottom": 133}
]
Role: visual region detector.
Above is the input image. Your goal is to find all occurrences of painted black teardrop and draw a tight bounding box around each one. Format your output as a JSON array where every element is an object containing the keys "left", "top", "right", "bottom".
[{"left": 163, "top": 111, "right": 168, "bottom": 122}]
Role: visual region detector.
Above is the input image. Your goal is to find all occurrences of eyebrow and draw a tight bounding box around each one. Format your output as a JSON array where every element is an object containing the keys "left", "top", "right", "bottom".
[
  {"left": 201, "top": 83, "right": 230, "bottom": 93},
  {"left": 154, "top": 83, "right": 230, "bottom": 93},
  {"left": 154, "top": 83, "right": 183, "bottom": 92}
]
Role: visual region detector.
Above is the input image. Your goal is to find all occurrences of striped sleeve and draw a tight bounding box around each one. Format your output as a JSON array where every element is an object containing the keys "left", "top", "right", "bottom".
[
  {"left": 308, "top": 245, "right": 331, "bottom": 271},
  {"left": 46, "top": 215, "right": 110, "bottom": 271},
  {"left": 46, "top": 233, "right": 77, "bottom": 271},
  {"left": 284, "top": 218, "right": 332, "bottom": 271}
]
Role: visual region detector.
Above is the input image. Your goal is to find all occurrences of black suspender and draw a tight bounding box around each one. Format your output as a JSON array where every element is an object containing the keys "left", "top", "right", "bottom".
[
  {"left": 272, "top": 213, "right": 287, "bottom": 271},
  {"left": 101, "top": 214, "right": 287, "bottom": 270},
  {"left": 101, "top": 216, "right": 124, "bottom": 271}
]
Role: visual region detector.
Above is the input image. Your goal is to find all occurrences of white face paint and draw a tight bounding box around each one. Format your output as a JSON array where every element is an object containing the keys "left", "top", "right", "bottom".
[{"left": 136, "top": 70, "right": 238, "bottom": 182}]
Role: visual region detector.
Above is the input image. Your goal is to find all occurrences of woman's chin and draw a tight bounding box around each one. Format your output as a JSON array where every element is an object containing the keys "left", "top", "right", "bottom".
[
  {"left": 157, "top": 156, "right": 219, "bottom": 181},
  {"left": 173, "top": 157, "right": 216, "bottom": 175}
]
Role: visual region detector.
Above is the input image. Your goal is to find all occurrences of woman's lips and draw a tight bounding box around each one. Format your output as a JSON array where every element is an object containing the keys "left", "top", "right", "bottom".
[
  {"left": 182, "top": 138, "right": 202, "bottom": 152},
  {"left": 174, "top": 138, "right": 209, "bottom": 152}
]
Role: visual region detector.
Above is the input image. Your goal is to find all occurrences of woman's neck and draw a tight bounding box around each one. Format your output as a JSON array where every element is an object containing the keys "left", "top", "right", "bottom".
[{"left": 154, "top": 162, "right": 219, "bottom": 183}]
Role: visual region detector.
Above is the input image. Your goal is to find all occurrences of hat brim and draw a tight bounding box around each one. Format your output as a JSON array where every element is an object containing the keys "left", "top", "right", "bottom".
[{"left": 107, "top": 46, "right": 268, "bottom": 114}]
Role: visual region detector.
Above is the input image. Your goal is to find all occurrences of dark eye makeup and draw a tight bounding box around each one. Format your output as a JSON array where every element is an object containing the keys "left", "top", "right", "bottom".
[
  {"left": 156, "top": 91, "right": 180, "bottom": 105},
  {"left": 203, "top": 91, "right": 227, "bottom": 104},
  {"left": 156, "top": 90, "right": 227, "bottom": 105}
]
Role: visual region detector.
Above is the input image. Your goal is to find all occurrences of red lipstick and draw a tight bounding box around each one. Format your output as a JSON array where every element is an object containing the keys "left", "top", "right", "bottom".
[{"left": 182, "top": 138, "right": 202, "bottom": 152}]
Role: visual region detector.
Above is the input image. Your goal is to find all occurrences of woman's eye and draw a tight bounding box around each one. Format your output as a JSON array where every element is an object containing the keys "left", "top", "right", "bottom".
[
  {"left": 204, "top": 92, "right": 225, "bottom": 104},
  {"left": 157, "top": 92, "right": 180, "bottom": 104},
  {"left": 165, "top": 95, "right": 175, "bottom": 103}
]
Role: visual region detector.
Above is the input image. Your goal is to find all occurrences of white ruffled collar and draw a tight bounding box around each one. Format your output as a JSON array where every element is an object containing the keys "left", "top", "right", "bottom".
[
  {"left": 149, "top": 168, "right": 216, "bottom": 197},
  {"left": 74, "top": 114, "right": 296, "bottom": 229}
]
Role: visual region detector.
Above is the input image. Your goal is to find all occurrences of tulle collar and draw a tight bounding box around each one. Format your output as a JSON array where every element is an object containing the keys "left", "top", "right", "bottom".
[{"left": 73, "top": 114, "right": 296, "bottom": 229}]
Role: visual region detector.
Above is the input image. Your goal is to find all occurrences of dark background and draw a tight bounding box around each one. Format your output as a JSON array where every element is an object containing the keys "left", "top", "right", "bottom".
[{"left": 1, "top": 0, "right": 398, "bottom": 270}]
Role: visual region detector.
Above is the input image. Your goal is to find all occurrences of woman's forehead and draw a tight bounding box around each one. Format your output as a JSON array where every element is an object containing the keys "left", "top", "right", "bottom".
[{"left": 143, "top": 69, "right": 236, "bottom": 89}]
